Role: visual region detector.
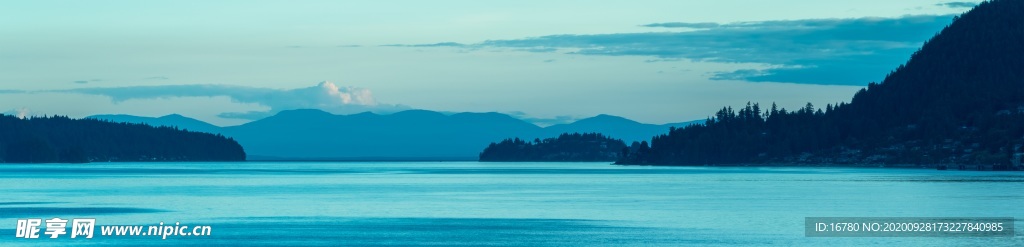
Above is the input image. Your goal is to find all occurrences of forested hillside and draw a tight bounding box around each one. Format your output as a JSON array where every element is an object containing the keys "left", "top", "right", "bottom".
[
  {"left": 0, "top": 115, "right": 245, "bottom": 163},
  {"left": 620, "top": 0, "right": 1024, "bottom": 167},
  {"left": 480, "top": 133, "right": 626, "bottom": 161}
]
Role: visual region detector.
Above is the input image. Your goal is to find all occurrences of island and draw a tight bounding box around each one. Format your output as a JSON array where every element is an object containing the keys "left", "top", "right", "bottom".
[
  {"left": 479, "top": 133, "right": 626, "bottom": 161},
  {"left": 0, "top": 115, "right": 245, "bottom": 163}
]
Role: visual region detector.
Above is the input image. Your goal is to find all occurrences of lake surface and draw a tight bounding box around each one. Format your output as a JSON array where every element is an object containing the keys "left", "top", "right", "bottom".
[{"left": 1, "top": 162, "right": 1022, "bottom": 246}]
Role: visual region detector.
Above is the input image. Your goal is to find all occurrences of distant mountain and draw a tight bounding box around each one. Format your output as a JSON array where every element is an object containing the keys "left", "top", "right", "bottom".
[
  {"left": 88, "top": 114, "right": 222, "bottom": 134},
  {"left": 1, "top": 115, "right": 244, "bottom": 163},
  {"left": 621, "top": 0, "right": 1024, "bottom": 168},
  {"left": 90, "top": 110, "right": 696, "bottom": 160},
  {"left": 219, "top": 109, "right": 541, "bottom": 160},
  {"left": 544, "top": 114, "right": 700, "bottom": 143}
]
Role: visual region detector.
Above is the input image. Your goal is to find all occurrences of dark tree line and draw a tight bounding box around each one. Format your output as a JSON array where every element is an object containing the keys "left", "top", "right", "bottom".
[
  {"left": 620, "top": 0, "right": 1024, "bottom": 167},
  {"left": 480, "top": 133, "right": 627, "bottom": 161},
  {"left": 0, "top": 114, "right": 246, "bottom": 163}
]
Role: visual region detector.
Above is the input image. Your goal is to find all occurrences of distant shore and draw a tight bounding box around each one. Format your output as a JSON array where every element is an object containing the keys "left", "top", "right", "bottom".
[
  {"left": 614, "top": 162, "right": 1022, "bottom": 171},
  {"left": 248, "top": 156, "right": 478, "bottom": 162}
]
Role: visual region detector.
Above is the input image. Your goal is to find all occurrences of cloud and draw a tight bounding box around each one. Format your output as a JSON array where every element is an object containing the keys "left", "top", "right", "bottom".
[
  {"left": 936, "top": 2, "right": 978, "bottom": 8},
  {"left": 391, "top": 15, "right": 955, "bottom": 86},
  {"left": 2, "top": 107, "right": 31, "bottom": 119},
  {"left": 50, "top": 81, "right": 410, "bottom": 120},
  {"left": 505, "top": 111, "right": 579, "bottom": 126},
  {"left": 73, "top": 79, "right": 102, "bottom": 84},
  {"left": 381, "top": 42, "right": 467, "bottom": 48},
  {"left": 216, "top": 111, "right": 275, "bottom": 120},
  {"left": 518, "top": 47, "right": 558, "bottom": 53},
  {"left": 640, "top": 22, "right": 720, "bottom": 29},
  {"left": 16, "top": 108, "right": 30, "bottom": 119}
]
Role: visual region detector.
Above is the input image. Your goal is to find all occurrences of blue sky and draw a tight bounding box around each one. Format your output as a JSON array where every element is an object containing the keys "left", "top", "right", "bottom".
[{"left": 0, "top": 0, "right": 978, "bottom": 126}]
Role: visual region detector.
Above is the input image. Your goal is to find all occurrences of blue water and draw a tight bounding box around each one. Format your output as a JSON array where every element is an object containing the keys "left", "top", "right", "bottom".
[{"left": 1, "top": 162, "right": 1022, "bottom": 246}]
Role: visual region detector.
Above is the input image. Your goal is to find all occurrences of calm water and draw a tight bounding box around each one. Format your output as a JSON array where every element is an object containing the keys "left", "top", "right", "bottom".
[{"left": 1, "top": 162, "right": 1022, "bottom": 246}]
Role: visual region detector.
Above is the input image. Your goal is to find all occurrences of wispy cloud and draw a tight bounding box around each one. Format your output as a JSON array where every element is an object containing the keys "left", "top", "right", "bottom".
[
  {"left": 381, "top": 42, "right": 467, "bottom": 48},
  {"left": 46, "top": 81, "right": 409, "bottom": 120},
  {"left": 216, "top": 111, "right": 276, "bottom": 120},
  {"left": 936, "top": 2, "right": 978, "bottom": 8},
  {"left": 390, "top": 15, "right": 955, "bottom": 86},
  {"left": 640, "top": 22, "right": 720, "bottom": 29},
  {"left": 2, "top": 107, "right": 32, "bottom": 119},
  {"left": 72, "top": 79, "right": 102, "bottom": 84},
  {"left": 505, "top": 111, "right": 579, "bottom": 126}
]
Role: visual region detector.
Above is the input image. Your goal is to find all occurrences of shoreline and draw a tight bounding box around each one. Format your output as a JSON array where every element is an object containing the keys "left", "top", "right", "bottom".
[
  {"left": 613, "top": 162, "right": 1023, "bottom": 171},
  {"left": 4, "top": 160, "right": 1021, "bottom": 171}
]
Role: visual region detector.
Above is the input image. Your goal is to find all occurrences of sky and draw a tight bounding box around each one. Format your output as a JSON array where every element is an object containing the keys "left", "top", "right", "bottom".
[{"left": 0, "top": 0, "right": 979, "bottom": 126}]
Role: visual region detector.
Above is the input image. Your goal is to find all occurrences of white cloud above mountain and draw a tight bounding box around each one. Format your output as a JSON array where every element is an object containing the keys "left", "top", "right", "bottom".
[{"left": 44, "top": 81, "right": 409, "bottom": 119}]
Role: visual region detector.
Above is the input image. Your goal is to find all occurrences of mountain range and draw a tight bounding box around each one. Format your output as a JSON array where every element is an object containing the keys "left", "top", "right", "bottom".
[{"left": 89, "top": 110, "right": 699, "bottom": 160}]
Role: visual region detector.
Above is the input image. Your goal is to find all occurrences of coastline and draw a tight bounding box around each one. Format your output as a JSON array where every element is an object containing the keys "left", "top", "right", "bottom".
[{"left": 613, "top": 162, "right": 1023, "bottom": 171}]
